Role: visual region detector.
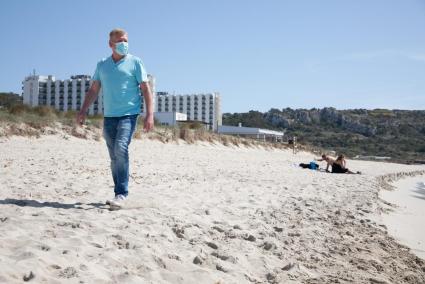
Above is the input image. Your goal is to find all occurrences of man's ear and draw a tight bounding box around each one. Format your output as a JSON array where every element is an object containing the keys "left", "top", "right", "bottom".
[{"left": 108, "top": 40, "right": 113, "bottom": 48}]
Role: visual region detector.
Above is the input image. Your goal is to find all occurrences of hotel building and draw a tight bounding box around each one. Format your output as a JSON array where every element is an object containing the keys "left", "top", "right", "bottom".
[
  {"left": 22, "top": 74, "right": 222, "bottom": 131},
  {"left": 22, "top": 74, "right": 157, "bottom": 116},
  {"left": 22, "top": 74, "right": 102, "bottom": 115},
  {"left": 153, "top": 92, "right": 222, "bottom": 131}
]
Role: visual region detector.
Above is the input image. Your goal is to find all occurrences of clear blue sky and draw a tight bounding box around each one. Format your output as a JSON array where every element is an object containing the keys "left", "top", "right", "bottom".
[{"left": 1, "top": 0, "right": 424, "bottom": 112}]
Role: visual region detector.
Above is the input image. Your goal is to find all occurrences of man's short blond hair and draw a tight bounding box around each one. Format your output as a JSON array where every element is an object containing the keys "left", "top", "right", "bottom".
[{"left": 109, "top": 28, "right": 127, "bottom": 39}]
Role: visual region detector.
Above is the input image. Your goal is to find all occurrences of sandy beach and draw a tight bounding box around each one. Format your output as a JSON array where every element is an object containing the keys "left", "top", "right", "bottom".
[
  {"left": 0, "top": 134, "right": 425, "bottom": 283},
  {"left": 380, "top": 176, "right": 425, "bottom": 259}
]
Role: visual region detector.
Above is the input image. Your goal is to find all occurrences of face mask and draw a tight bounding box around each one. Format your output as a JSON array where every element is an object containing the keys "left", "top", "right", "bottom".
[{"left": 114, "top": 42, "right": 128, "bottom": 56}]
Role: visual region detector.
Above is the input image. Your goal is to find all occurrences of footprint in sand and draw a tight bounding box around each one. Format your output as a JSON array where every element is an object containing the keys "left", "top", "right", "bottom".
[
  {"left": 111, "top": 234, "right": 133, "bottom": 249},
  {"left": 23, "top": 271, "right": 35, "bottom": 282},
  {"left": 211, "top": 251, "right": 237, "bottom": 264},
  {"left": 49, "top": 264, "right": 61, "bottom": 270},
  {"left": 206, "top": 242, "right": 218, "bottom": 249},
  {"left": 58, "top": 267, "right": 78, "bottom": 279},
  {"left": 90, "top": 242, "right": 103, "bottom": 248},
  {"left": 38, "top": 244, "right": 51, "bottom": 251}
]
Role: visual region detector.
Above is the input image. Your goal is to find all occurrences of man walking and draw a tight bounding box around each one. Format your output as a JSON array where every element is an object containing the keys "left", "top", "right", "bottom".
[{"left": 76, "top": 28, "right": 154, "bottom": 208}]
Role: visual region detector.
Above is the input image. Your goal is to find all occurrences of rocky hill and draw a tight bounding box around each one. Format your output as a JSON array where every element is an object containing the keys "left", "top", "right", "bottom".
[{"left": 223, "top": 108, "right": 425, "bottom": 163}]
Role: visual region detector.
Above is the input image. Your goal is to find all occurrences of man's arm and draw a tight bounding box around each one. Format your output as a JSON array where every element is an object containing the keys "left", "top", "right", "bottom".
[
  {"left": 325, "top": 158, "right": 334, "bottom": 172},
  {"left": 140, "top": 81, "right": 154, "bottom": 132},
  {"left": 75, "top": 81, "right": 101, "bottom": 125}
]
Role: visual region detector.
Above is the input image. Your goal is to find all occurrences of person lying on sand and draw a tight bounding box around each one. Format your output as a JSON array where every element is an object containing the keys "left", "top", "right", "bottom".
[{"left": 299, "top": 161, "right": 320, "bottom": 170}]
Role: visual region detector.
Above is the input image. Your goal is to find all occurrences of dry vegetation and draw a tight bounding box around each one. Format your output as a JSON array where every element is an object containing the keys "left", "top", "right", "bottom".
[
  {"left": 0, "top": 106, "right": 294, "bottom": 150},
  {"left": 0, "top": 105, "right": 102, "bottom": 140}
]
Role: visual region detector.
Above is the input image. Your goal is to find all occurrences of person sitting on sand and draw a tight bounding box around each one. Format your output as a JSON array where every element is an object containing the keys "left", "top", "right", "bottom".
[
  {"left": 331, "top": 154, "right": 360, "bottom": 174},
  {"left": 316, "top": 154, "right": 360, "bottom": 174},
  {"left": 316, "top": 154, "right": 335, "bottom": 172}
]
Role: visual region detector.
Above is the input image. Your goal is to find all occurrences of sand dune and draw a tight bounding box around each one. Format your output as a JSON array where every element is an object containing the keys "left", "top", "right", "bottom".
[{"left": 0, "top": 135, "right": 424, "bottom": 283}]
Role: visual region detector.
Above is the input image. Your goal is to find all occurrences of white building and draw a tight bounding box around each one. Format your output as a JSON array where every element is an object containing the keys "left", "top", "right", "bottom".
[
  {"left": 22, "top": 74, "right": 102, "bottom": 115},
  {"left": 153, "top": 92, "right": 222, "bottom": 131},
  {"left": 141, "top": 75, "right": 155, "bottom": 114},
  {"left": 22, "top": 74, "right": 156, "bottom": 116},
  {"left": 22, "top": 74, "right": 223, "bottom": 131},
  {"left": 218, "top": 124, "right": 285, "bottom": 142},
  {"left": 154, "top": 112, "right": 187, "bottom": 126}
]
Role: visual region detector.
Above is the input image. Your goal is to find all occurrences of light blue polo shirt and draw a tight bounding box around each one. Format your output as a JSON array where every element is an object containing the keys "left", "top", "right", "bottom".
[{"left": 92, "top": 54, "right": 148, "bottom": 117}]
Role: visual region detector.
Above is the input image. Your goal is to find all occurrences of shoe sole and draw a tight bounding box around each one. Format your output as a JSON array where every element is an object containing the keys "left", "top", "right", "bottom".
[
  {"left": 109, "top": 201, "right": 124, "bottom": 208},
  {"left": 109, "top": 205, "right": 121, "bottom": 211}
]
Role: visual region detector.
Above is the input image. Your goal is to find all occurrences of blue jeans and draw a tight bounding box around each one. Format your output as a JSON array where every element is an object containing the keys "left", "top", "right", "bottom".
[{"left": 103, "top": 115, "right": 138, "bottom": 197}]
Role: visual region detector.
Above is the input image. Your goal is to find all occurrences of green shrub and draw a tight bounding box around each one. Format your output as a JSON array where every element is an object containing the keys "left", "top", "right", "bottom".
[
  {"left": 9, "top": 104, "right": 31, "bottom": 115},
  {"left": 0, "top": 93, "right": 22, "bottom": 108}
]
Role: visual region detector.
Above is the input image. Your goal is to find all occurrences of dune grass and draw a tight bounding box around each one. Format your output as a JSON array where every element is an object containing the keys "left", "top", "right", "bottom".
[
  {"left": 0, "top": 105, "right": 103, "bottom": 138},
  {"left": 0, "top": 105, "right": 294, "bottom": 150},
  {"left": 0, "top": 105, "right": 103, "bottom": 128}
]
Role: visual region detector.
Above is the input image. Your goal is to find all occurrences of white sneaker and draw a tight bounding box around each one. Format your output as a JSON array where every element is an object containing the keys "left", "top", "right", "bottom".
[
  {"left": 105, "top": 196, "right": 118, "bottom": 205},
  {"left": 108, "top": 194, "right": 127, "bottom": 208}
]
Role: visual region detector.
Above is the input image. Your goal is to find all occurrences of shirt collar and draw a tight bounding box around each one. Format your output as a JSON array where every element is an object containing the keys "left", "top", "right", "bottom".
[{"left": 110, "top": 54, "right": 130, "bottom": 65}]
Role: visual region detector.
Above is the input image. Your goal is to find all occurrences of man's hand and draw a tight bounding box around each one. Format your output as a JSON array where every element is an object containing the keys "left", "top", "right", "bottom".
[
  {"left": 75, "top": 111, "right": 86, "bottom": 126},
  {"left": 143, "top": 113, "right": 154, "bottom": 132},
  {"left": 140, "top": 81, "right": 154, "bottom": 132},
  {"left": 75, "top": 81, "right": 100, "bottom": 126}
]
